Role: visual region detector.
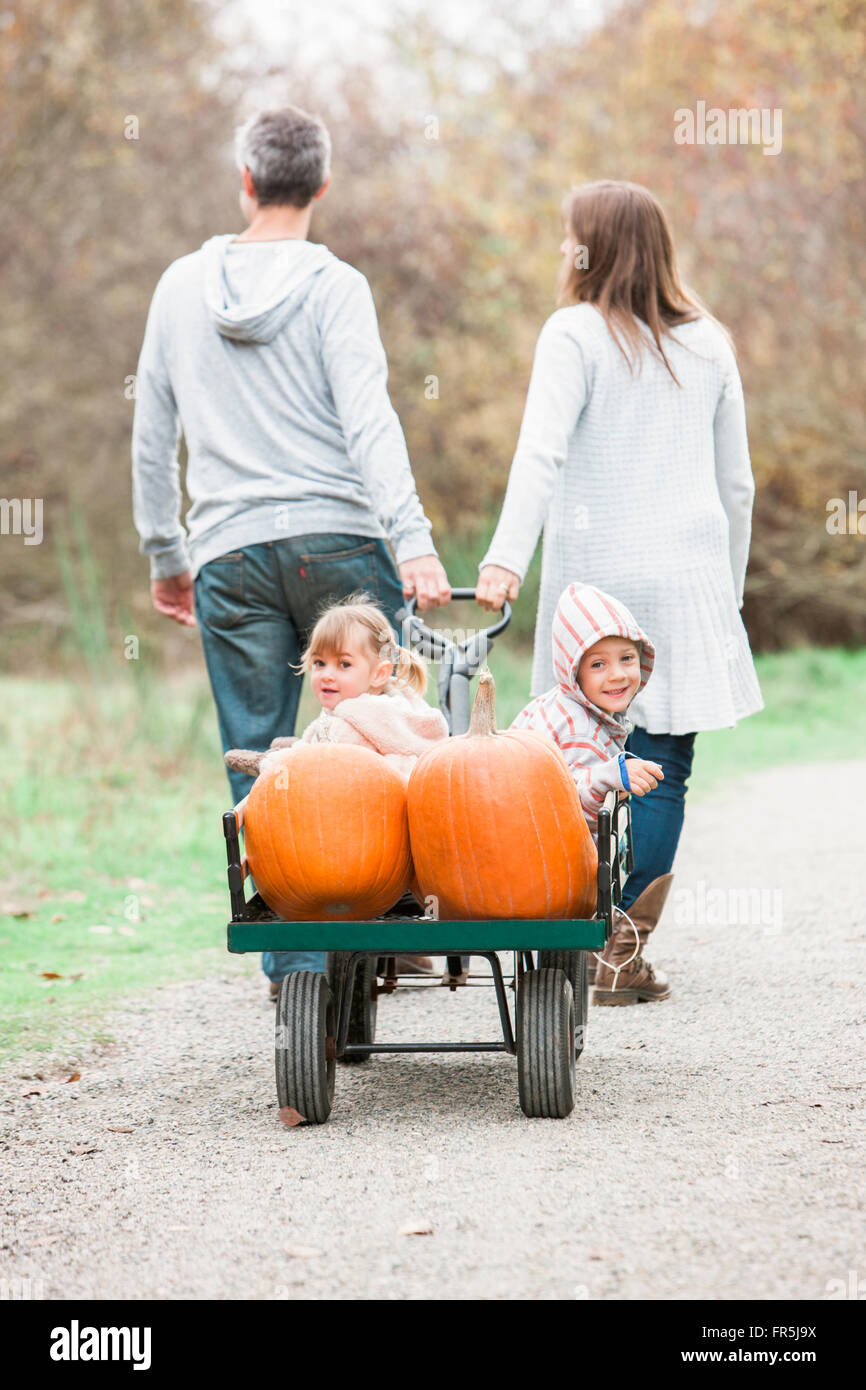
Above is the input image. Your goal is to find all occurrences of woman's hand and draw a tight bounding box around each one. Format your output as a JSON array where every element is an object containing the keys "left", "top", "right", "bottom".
[
  {"left": 476, "top": 564, "right": 521, "bottom": 612},
  {"left": 626, "top": 760, "right": 664, "bottom": 796}
]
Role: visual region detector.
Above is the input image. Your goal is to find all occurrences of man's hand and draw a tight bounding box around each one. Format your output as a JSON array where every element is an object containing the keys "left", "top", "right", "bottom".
[
  {"left": 625, "top": 760, "right": 664, "bottom": 796},
  {"left": 151, "top": 571, "right": 197, "bottom": 627},
  {"left": 476, "top": 564, "right": 521, "bottom": 612},
  {"left": 398, "top": 554, "right": 451, "bottom": 612}
]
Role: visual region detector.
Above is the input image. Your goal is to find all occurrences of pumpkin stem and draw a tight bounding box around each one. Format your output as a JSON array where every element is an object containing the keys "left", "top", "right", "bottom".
[{"left": 468, "top": 667, "right": 498, "bottom": 736}]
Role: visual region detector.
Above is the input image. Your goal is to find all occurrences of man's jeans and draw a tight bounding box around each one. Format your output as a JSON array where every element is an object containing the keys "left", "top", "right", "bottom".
[
  {"left": 195, "top": 533, "right": 406, "bottom": 983},
  {"left": 619, "top": 728, "right": 697, "bottom": 911}
]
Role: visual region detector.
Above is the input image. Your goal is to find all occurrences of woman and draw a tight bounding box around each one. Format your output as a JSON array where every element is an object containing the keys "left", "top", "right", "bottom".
[{"left": 477, "top": 179, "right": 763, "bottom": 1003}]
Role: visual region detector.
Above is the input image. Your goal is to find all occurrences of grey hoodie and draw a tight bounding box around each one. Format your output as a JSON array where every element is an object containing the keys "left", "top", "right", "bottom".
[{"left": 131, "top": 235, "right": 435, "bottom": 579}]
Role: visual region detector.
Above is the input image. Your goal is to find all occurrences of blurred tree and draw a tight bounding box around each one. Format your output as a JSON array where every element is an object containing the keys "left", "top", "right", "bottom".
[
  {"left": 0, "top": 0, "right": 242, "bottom": 666},
  {"left": 316, "top": 0, "right": 866, "bottom": 649},
  {"left": 2, "top": 0, "right": 863, "bottom": 669}
]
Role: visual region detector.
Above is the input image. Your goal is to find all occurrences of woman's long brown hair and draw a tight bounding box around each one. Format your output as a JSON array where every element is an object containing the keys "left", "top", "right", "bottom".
[{"left": 556, "top": 180, "right": 728, "bottom": 386}]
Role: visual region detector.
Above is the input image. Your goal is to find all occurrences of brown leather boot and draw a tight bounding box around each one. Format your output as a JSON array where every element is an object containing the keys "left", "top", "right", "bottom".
[{"left": 593, "top": 874, "right": 674, "bottom": 1005}]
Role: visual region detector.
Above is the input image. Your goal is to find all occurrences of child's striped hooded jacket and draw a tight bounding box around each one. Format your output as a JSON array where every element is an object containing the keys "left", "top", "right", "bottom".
[{"left": 510, "top": 584, "right": 655, "bottom": 839}]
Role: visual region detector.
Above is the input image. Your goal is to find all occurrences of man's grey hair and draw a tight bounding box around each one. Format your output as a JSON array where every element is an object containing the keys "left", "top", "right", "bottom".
[{"left": 234, "top": 106, "right": 331, "bottom": 208}]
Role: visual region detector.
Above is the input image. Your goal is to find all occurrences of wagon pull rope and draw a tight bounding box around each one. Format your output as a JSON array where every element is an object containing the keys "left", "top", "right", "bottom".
[{"left": 591, "top": 906, "right": 641, "bottom": 994}]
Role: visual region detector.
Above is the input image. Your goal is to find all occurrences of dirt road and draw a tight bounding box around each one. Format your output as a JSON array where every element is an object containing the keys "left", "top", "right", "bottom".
[{"left": 2, "top": 761, "right": 863, "bottom": 1300}]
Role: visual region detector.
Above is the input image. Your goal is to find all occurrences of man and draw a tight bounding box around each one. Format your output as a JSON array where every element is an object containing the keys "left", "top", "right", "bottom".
[{"left": 132, "top": 104, "right": 450, "bottom": 988}]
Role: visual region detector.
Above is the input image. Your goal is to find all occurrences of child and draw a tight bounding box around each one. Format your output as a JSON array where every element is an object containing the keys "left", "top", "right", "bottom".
[
  {"left": 511, "top": 582, "right": 663, "bottom": 842},
  {"left": 226, "top": 596, "right": 449, "bottom": 783},
  {"left": 227, "top": 597, "right": 449, "bottom": 986}
]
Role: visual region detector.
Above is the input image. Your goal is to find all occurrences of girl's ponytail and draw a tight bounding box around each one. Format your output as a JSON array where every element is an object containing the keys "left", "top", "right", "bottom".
[{"left": 390, "top": 643, "right": 428, "bottom": 696}]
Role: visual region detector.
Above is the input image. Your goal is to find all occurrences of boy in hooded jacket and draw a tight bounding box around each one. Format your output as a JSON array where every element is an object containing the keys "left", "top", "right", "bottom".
[{"left": 512, "top": 582, "right": 672, "bottom": 1005}]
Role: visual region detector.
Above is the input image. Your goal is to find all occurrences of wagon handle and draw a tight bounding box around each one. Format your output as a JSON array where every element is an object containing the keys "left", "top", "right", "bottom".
[
  {"left": 396, "top": 588, "right": 512, "bottom": 734},
  {"left": 397, "top": 587, "right": 512, "bottom": 647}
]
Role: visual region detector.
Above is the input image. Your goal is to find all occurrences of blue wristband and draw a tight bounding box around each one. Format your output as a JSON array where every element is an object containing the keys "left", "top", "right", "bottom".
[{"left": 618, "top": 752, "right": 631, "bottom": 792}]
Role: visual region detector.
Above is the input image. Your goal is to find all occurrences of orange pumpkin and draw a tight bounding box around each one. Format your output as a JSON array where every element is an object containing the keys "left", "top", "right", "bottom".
[
  {"left": 407, "top": 670, "right": 597, "bottom": 920},
  {"left": 244, "top": 744, "right": 413, "bottom": 921}
]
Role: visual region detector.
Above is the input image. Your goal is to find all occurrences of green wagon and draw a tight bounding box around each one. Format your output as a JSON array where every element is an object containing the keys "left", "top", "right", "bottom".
[{"left": 224, "top": 590, "right": 632, "bottom": 1121}]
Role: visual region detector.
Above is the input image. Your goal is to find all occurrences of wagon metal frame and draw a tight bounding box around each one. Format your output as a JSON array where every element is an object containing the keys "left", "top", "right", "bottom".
[{"left": 224, "top": 589, "right": 632, "bottom": 1120}]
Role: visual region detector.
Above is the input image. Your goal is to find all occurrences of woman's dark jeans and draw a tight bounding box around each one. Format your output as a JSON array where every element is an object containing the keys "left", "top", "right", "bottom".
[
  {"left": 194, "top": 533, "right": 406, "bottom": 983},
  {"left": 619, "top": 728, "right": 697, "bottom": 911}
]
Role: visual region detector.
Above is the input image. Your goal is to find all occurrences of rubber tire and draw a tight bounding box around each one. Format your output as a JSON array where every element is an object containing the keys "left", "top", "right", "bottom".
[
  {"left": 275, "top": 971, "right": 335, "bottom": 1124},
  {"left": 517, "top": 967, "right": 575, "bottom": 1119},
  {"left": 537, "top": 950, "right": 588, "bottom": 1060},
  {"left": 338, "top": 954, "right": 378, "bottom": 1063},
  {"left": 326, "top": 953, "right": 377, "bottom": 1063}
]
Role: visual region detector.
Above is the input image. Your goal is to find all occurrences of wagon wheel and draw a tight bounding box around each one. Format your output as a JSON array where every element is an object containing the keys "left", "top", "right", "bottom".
[
  {"left": 516, "top": 967, "right": 575, "bottom": 1119},
  {"left": 537, "top": 950, "right": 588, "bottom": 1060},
  {"left": 275, "top": 971, "right": 335, "bottom": 1124},
  {"left": 327, "top": 953, "right": 377, "bottom": 1064}
]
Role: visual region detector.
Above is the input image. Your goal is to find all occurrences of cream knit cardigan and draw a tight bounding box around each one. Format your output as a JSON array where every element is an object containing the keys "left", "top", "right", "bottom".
[{"left": 480, "top": 304, "right": 764, "bottom": 733}]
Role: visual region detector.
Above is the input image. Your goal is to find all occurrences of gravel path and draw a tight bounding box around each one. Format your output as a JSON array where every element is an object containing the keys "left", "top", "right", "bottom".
[{"left": 2, "top": 761, "right": 864, "bottom": 1301}]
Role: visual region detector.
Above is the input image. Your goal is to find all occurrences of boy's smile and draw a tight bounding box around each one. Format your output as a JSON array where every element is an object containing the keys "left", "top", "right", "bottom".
[{"left": 576, "top": 637, "right": 642, "bottom": 714}]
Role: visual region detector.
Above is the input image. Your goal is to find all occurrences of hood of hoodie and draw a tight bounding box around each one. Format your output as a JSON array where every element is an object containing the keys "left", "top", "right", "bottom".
[
  {"left": 201, "top": 234, "right": 335, "bottom": 344},
  {"left": 552, "top": 583, "right": 655, "bottom": 732}
]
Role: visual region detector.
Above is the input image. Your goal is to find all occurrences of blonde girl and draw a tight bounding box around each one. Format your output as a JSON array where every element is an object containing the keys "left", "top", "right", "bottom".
[{"left": 226, "top": 595, "right": 448, "bottom": 781}]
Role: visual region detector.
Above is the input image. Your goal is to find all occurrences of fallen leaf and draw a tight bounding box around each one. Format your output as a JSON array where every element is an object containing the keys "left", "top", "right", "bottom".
[
  {"left": 284, "top": 1244, "right": 322, "bottom": 1259},
  {"left": 278, "top": 1107, "right": 307, "bottom": 1128},
  {"left": 65, "top": 1072, "right": 81, "bottom": 1084},
  {"left": 820, "top": 1139, "right": 844, "bottom": 1144},
  {"left": 105, "top": 1126, "right": 135, "bottom": 1134},
  {"left": 20, "top": 1084, "right": 46, "bottom": 1098},
  {"left": 37, "top": 888, "right": 53, "bottom": 899},
  {"left": 50, "top": 914, "right": 66, "bottom": 924},
  {"left": 398, "top": 1220, "right": 434, "bottom": 1236},
  {"left": 41, "top": 971, "right": 63, "bottom": 979},
  {"left": 68, "top": 1144, "right": 99, "bottom": 1156}
]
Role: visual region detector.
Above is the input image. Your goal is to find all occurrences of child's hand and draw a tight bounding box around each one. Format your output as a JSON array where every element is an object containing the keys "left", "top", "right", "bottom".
[{"left": 625, "top": 759, "right": 663, "bottom": 795}]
